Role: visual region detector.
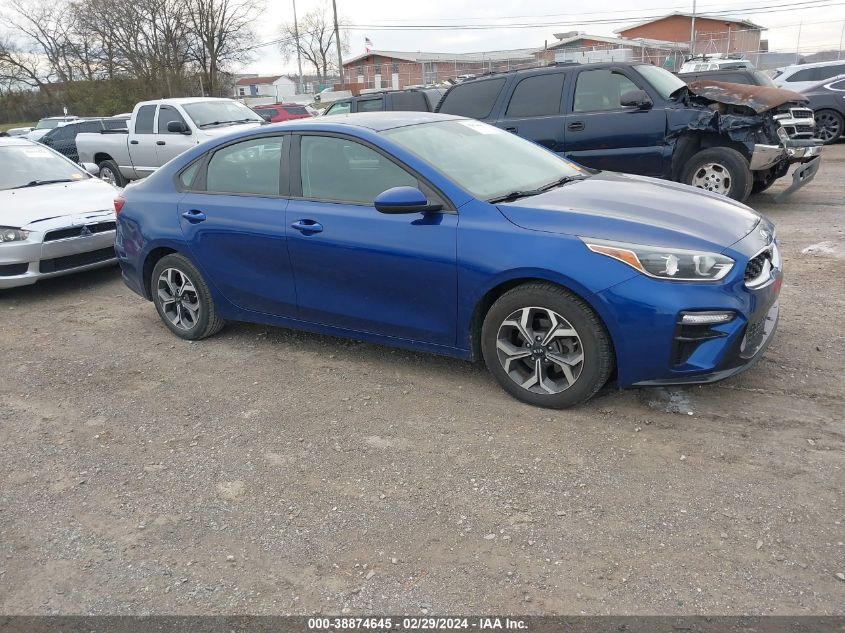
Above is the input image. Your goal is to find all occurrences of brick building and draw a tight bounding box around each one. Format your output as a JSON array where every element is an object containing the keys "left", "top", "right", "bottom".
[{"left": 537, "top": 32, "right": 688, "bottom": 68}]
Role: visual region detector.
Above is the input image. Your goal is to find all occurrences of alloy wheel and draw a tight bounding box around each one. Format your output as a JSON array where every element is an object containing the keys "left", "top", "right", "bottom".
[
  {"left": 815, "top": 111, "right": 842, "bottom": 143},
  {"left": 691, "top": 162, "right": 732, "bottom": 194},
  {"left": 157, "top": 268, "right": 201, "bottom": 331},
  {"left": 495, "top": 306, "right": 584, "bottom": 395},
  {"left": 100, "top": 167, "right": 117, "bottom": 186}
]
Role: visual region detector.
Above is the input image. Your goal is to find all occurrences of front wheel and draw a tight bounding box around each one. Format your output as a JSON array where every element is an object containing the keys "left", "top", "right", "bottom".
[
  {"left": 681, "top": 147, "right": 752, "bottom": 202},
  {"left": 814, "top": 109, "right": 843, "bottom": 145},
  {"left": 151, "top": 254, "right": 224, "bottom": 340},
  {"left": 481, "top": 283, "right": 614, "bottom": 409}
]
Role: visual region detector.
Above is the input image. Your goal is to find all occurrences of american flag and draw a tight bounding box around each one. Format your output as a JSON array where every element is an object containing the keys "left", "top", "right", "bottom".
[{"left": 365, "top": 36, "right": 373, "bottom": 52}]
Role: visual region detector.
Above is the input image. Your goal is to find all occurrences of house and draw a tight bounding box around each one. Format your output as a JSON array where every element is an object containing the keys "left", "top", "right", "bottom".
[
  {"left": 616, "top": 13, "right": 764, "bottom": 62},
  {"left": 233, "top": 75, "right": 297, "bottom": 100},
  {"left": 341, "top": 49, "right": 540, "bottom": 90},
  {"left": 537, "top": 32, "right": 688, "bottom": 69}
]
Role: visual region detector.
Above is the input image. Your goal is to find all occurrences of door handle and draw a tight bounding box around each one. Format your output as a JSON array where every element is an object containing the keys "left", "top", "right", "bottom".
[
  {"left": 181, "top": 210, "right": 206, "bottom": 223},
  {"left": 291, "top": 219, "right": 323, "bottom": 234},
  {"left": 156, "top": 140, "right": 166, "bottom": 146},
  {"left": 505, "top": 126, "right": 518, "bottom": 133},
  {"left": 130, "top": 140, "right": 139, "bottom": 145},
  {"left": 567, "top": 121, "right": 585, "bottom": 131}
]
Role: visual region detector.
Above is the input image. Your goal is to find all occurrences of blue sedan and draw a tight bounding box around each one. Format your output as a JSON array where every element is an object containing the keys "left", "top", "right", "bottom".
[{"left": 114, "top": 112, "right": 781, "bottom": 408}]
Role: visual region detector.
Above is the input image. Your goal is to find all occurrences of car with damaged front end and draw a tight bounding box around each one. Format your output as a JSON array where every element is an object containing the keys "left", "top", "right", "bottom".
[{"left": 436, "top": 62, "right": 822, "bottom": 202}]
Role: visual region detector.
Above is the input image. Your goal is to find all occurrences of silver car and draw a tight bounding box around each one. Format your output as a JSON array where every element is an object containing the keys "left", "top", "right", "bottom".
[{"left": 0, "top": 138, "right": 118, "bottom": 289}]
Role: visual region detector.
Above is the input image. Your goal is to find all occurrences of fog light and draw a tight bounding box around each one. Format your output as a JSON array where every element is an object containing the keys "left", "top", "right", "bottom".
[{"left": 680, "top": 311, "right": 734, "bottom": 325}]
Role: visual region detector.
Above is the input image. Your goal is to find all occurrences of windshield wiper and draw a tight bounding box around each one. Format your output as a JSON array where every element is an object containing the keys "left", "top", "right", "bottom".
[
  {"left": 198, "top": 118, "right": 259, "bottom": 128},
  {"left": 488, "top": 175, "right": 583, "bottom": 203},
  {"left": 12, "top": 178, "right": 76, "bottom": 189}
]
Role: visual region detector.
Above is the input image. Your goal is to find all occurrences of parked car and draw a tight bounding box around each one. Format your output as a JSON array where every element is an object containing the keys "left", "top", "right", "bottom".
[
  {"left": 0, "top": 137, "right": 118, "bottom": 289},
  {"left": 25, "top": 116, "right": 78, "bottom": 141},
  {"left": 39, "top": 117, "right": 128, "bottom": 163},
  {"left": 678, "top": 55, "right": 754, "bottom": 73},
  {"left": 677, "top": 68, "right": 816, "bottom": 140},
  {"left": 5, "top": 127, "right": 34, "bottom": 137},
  {"left": 76, "top": 97, "right": 265, "bottom": 187},
  {"left": 252, "top": 103, "right": 314, "bottom": 122},
  {"left": 772, "top": 60, "right": 845, "bottom": 92},
  {"left": 437, "top": 62, "right": 822, "bottom": 201},
  {"left": 800, "top": 75, "right": 845, "bottom": 145},
  {"left": 323, "top": 88, "right": 445, "bottom": 115},
  {"left": 114, "top": 112, "right": 781, "bottom": 409}
]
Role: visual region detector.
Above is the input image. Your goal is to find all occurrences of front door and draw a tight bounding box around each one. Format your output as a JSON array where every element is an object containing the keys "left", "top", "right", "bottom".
[
  {"left": 286, "top": 133, "right": 458, "bottom": 347},
  {"left": 155, "top": 105, "right": 197, "bottom": 166},
  {"left": 563, "top": 67, "right": 668, "bottom": 176},
  {"left": 177, "top": 134, "right": 297, "bottom": 317}
]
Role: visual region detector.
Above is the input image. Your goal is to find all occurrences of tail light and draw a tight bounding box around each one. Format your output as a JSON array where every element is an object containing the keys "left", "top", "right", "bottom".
[{"left": 114, "top": 196, "right": 125, "bottom": 216}]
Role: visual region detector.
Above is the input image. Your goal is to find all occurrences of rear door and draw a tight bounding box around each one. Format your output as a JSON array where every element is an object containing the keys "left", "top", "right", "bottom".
[
  {"left": 128, "top": 104, "right": 159, "bottom": 177},
  {"left": 494, "top": 72, "right": 567, "bottom": 153},
  {"left": 177, "top": 134, "right": 297, "bottom": 317},
  {"left": 155, "top": 104, "right": 196, "bottom": 166},
  {"left": 562, "top": 67, "right": 668, "bottom": 176}
]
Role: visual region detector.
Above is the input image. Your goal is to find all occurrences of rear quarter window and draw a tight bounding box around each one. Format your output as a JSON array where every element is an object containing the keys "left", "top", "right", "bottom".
[{"left": 438, "top": 78, "right": 507, "bottom": 119}]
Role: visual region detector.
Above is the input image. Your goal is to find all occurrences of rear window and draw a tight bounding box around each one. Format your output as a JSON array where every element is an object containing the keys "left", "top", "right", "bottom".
[
  {"left": 104, "top": 118, "right": 127, "bottom": 130},
  {"left": 283, "top": 105, "right": 309, "bottom": 115},
  {"left": 254, "top": 108, "right": 276, "bottom": 118},
  {"left": 438, "top": 78, "right": 507, "bottom": 119},
  {"left": 390, "top": 91, "right": 429, "bottom": 111}
]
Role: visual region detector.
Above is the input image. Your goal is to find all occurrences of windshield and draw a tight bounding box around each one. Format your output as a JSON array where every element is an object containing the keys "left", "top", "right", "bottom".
[
  {"left": 182, "top": 100, "right": 264, "bottom": 127},
  {"left": 0, "top": 144, "right": 87, "bottom": 192},
  {"left": 35, "top": 119, "right": 61, "bottom": 130},
  {"left": 635, "top": 64, "right": 687, "bottom": 99},
  {"left": 382, "top": 119, "right": 584, "bottom": 201}
]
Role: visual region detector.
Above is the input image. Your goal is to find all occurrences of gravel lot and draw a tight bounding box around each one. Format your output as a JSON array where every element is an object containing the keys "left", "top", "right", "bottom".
[{"left": 1, "top": 145, "right": 843, "bottom": 616}]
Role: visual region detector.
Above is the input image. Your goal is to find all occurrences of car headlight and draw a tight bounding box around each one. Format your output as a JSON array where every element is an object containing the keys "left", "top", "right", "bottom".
[
  {"left": 0, "top": 227, "right": 30, "bottom": 243},
  {"left": 582, "top": 238, "right": 734, "bottom": 281}
]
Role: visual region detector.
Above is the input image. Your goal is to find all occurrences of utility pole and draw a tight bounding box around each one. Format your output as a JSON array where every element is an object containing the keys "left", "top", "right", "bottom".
[
  {"left": 292, "top": 0, "right": 304, "bottom": 94},
  {"left": 332, "top": 0, "right": 344, "bottom": 88},
  {"left": 690, "top": 0, "right": 697, "bottom": 57},
  {"left": 795, "top": 19, "right": 803, "bottom": 64}
]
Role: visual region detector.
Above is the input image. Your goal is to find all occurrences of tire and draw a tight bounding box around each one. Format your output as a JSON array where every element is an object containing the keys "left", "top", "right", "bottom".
[
  {"left": 680, "top": 147, "right": 753, "bottom": 202},
  {"left": 480, "top": 283, "right": 614, "bottom": 409},
  {"left": 813, "top": 109, "right": 843, "bottom": 145},
  {"left": 151, "top": 253, "right": 224, "bottom": 340},
  {"left": 98, "top": 159, "right": 127, "bottom": 187}
]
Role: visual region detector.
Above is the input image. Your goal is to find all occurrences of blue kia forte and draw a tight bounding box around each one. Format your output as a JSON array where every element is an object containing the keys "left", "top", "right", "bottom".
[{"left": 114, "top": 112, "right": 781, "bottom": 408}]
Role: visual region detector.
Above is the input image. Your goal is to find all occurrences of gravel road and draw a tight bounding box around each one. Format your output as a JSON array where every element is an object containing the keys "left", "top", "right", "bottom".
[{"left": 1, "top": 145, "right": 843, "bottom": 616}]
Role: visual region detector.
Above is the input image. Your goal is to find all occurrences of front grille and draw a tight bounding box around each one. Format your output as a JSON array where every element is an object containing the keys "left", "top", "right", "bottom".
[
  {"left": 39, "top": 247, "right": 115, "bottom": 273},
  {"left": 744, "top": 250, "right": 772, "bottom": 283},
  {"left": 790, "top": 107, "right": 813, "bottom": 119},
  {"left": 44, "top": 221, "right": 116, "bottom": 242},
  {"left": 0, "top": 263, "right": 29, "bottom": 277}
]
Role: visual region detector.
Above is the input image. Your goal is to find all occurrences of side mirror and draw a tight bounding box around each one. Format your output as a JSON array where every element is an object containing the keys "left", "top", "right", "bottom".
[
  {"left": 620, "top": 89, "right": 652, "bottom": 110},
  {"left": 374, "top": 186, "right": 442, "bottom": 214},
  {"left": 81, "top": 162, "right": 100, "bottom": 176},
  {"left": 167, "top": 121, "right": 191, "bottom": 134}
]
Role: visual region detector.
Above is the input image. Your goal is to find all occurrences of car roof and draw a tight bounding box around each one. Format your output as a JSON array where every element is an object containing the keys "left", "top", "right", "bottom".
[
  {"left": 780, "top": 59, "right": 845, "bottom": 72},
  {"left": 454, "top": 61, "right": 642, "bottom": 83},
  {"left": 274, "top": 111, "right": 464, "bottom": 132}
]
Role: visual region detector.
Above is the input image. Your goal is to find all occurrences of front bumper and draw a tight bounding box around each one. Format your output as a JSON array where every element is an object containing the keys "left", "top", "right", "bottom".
[{"left": 0, "top": 231, "right": 117, "bottom": 289}]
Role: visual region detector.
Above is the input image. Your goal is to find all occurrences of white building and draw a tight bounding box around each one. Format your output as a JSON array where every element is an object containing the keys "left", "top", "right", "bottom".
[{"left": 233, "top": 75, "right": 297, "bottom": 101}]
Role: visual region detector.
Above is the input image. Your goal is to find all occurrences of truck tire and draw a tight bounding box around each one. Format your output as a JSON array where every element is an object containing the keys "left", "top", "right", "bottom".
[
  {"left": 98, "top": 159, "right": 126, "bottom": 188},
  {"left": 681, "top": 147, "right": 753, "bottom": 203}
]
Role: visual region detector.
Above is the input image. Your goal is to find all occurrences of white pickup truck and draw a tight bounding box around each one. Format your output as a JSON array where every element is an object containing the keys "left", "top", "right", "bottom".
[{"left": 77, "top": 97, "right": 265, "bottom": 186}]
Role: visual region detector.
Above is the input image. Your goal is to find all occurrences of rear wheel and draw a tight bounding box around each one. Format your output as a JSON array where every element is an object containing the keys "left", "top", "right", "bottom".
[
  {"left": 98, "top": 159, "right": 126, "bottom": 187},
  {"left": 151, "top": 254, "right": 224, "bottom": 340},
  {"left": 481, "top": 283, "right": 614, "bottom": 409},
  {"left": 681, "top": 147, "right": 752, "bottom": 202},
  {"left": 814, "top": 109, "right": 843, "bottom": 145}
]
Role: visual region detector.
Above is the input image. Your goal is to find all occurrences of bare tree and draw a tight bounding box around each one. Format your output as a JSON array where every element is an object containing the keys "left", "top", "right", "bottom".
[
  {"left": 185, "top": 0, "right": 262, "bottom": 95},
  {"left": 279, "top": 0, "right": 348, "bottom": 79}
]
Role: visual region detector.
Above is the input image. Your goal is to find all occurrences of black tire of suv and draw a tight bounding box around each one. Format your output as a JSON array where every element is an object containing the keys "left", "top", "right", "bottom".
[
  {"left": 480, "top": 283, "right": 614, "bottom": 409},
  {"left": 681, "top": 147, "right": 753, "bottom": 202},
  {"left": 151, "top": 254, "right": 225, "bottom": 341},
  {"left": 98, "top": 159, "right": 127, "bottom": 187}
]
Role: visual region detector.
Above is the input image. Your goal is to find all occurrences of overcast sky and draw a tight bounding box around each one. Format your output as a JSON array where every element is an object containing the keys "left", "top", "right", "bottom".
[{"left": 244, "top": 0, "right": 845, "bottom": 74}]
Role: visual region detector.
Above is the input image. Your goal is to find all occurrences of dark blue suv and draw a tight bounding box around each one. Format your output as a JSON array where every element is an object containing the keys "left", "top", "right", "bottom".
[{"left": 437, "top": 62, "right": 822, "bottom": 201}]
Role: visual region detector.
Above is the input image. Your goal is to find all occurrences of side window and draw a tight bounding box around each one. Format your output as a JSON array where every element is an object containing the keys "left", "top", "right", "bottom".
[
  {"left": 506, "top": 73, "right": 565, "bottom": 118},
  {"left": 573, "top": 70, "right": 639, "bottom": 112},
  {"left": 300, "top": 135, "right": 417, "bottom": 205},
  {"left": 357, "top": 98, "right": 383, "bottom": 113},
  {"left": 819, "top": 64, "right": 845, "bottom": 80},
  {"left": 786, "top": 67, "right": 817, "bottom": 82},
  {"left": 206, "top": 136, "right": 284, "bottom": 196},
  {"left": 325, "top": 101, "right": 351, "bottom": 115},
  {"left": 391, "top": 91, "right": 427, "bottom": 111},
  {"left": 437, "top": 78, "right": 507, "bottom": 119},
  {"left": 79, "top": 121, "right": 102, "bottom": 133},
  {"left": 52, "top": 126, "right": 75, "bottom": 141},
  {"left": 158, "top": 106, "right": 187, "bottom": 133},
  {"left": 135, "top": 105, "right": 156, "bottom": 134},
  {"left": 179, "top": 161, "right": 201, "bottom": 189}
]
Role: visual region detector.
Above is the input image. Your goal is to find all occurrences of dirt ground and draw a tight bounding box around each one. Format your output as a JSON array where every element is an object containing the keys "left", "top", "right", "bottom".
[{"left": 1, "top": 145, "right": 843, "bottom": 616}]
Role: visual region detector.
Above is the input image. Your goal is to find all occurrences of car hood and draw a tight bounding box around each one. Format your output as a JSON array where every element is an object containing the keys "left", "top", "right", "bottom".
[
  {"left": 2, "top": 178, "right": 118, "bottom": 230},
  {"left": 495, "top": 172, "right": 761, "bottom": 252},
  {"left": 686, "top": 80, "right": 808, "bottom": 113}
]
